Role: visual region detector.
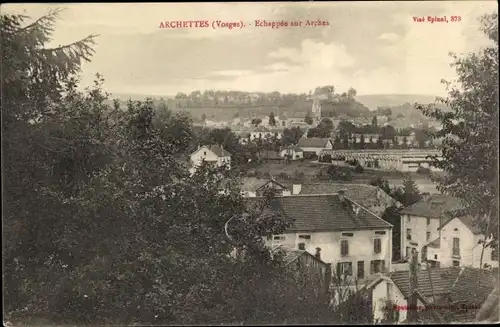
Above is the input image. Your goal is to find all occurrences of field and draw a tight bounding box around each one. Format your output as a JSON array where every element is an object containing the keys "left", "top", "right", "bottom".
[{"left": 244, "top": 161, "right": 440, "bottom": 192}]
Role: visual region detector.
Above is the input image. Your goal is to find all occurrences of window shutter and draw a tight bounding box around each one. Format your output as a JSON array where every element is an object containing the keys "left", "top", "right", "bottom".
[
  {"left": 345, "top": 240, "right": 349, "bottom": 255},
  {"left": 370, "top": 261, "right": 374, "bottom": 274},
  {"left": 381, "top": 260, "right": 386, "bottom": 272},
  {"left": 336, "top": 262, "right": 341, "bottom": 277}
]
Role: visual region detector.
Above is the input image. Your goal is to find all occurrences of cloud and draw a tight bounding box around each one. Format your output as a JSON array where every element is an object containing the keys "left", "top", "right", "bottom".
[
  {"left": 377, "top": 32, "right": 400, "bottom": 41},
  {"left": 209, "top": 70, "right": 255, "bottom": 77}
]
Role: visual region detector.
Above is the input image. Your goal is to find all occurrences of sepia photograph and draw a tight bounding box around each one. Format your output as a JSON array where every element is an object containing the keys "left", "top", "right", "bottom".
[{"left": 1, "top": 1, "right": 499, "bottom": 325}]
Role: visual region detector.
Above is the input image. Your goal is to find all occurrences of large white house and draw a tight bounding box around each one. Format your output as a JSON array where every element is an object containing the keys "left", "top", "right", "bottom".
[
  {"left": 189, "top": 144, "right": 231, "bottom": 173},
  {"left": 400, "top": 194, "right": 463, "bottom": 262},
  {"left": 424, "top": 216, "right": 499, "bottom": 269},
  {"left": 248, "top": 192, "right": 393, "bottom": 282}
]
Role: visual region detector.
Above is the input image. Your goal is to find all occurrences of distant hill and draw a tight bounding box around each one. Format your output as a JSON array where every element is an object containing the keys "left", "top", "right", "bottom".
[{"left": 356, "top": 94, "right": 440, "bottom": 111}]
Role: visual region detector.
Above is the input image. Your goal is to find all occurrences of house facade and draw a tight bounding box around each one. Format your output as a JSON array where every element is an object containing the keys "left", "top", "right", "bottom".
[
  {"left": 296, "top": 137, "right": 333, "bottom": 157},
  {"left": 252, "top": 193, "right": 393, "bottom": 283},
  {"left": 189, "top": 145, "right": 231, "bottom": 173},
  {"left": 425, "top": 216, "right": 499, "bottom": 269},
  {"left": 250, "top": 126, "right": 284, "bottom": 141},
  {"left": 400, "top": 194, "right": 463, "bottom": 261}
]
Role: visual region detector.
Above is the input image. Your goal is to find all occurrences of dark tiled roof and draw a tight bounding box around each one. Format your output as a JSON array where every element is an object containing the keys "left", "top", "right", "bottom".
[
  {"left": 299, "top": 183, "right": 400, "bottom": 212},
  {"left": 439, "top": 216, "right": 483, "bottom": 235},
  {"left": 400, "top": 194, "right": 463, "bottom": 218},
  {"left": 208, "top": 145, "right": 231, "bottom": 157},
  {"left": 297, "top": 137, "right": 331, "bottom": 148},
  {"left": 271, "top": 245, "right": 328, "bottom": 268},
  {"left": 426, "top": 238, "right": 441, "bottom": 248},
  {"left": 240, "top": 178, "right": 290, "bottom": 192},
  {"left": 247, "top": 194, "right": 392, "bottom": 232},
  {"left": 434, "top": 268, "right": 498, "bottom": 322},
  {"left": 388, "top": 267, "right": 461, "bottom": 298}
]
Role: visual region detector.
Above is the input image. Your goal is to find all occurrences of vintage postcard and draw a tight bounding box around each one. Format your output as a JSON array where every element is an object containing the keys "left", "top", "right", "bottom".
[{"left": 2, "top": 1, "right": 498, "bottom": 325}]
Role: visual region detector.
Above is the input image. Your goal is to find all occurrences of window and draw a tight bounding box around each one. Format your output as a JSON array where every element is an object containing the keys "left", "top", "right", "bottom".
[
  {"left": 337, "top": 262, "right": 353, "bottom": 277},
  {"left": 374, "top": 238, "right": 382, "bottom": 254},
  {"left": 426, "top": 232, "right": 431, "bottom": 241},
  {"left": 342, "top": 232, "right": 354, "bottom": 237},
  {"left": 453, "top": 228, "right": 459, "bottom": 232},
  {"left": 492, "top": 247, "right": 499, "bottom": 261},
  {"left": 407, "top": 215, "right": 411, "bottom": 222},
  {"left": 426, "top": 217, "right": 431, "bottom": 225},
  {"left": 370, "top": 260, "right": 386, "bottom": 274},
  {"left": 273, "top": 235, "right": 285, "bottom": 242},
  {"left": 406, "top": 247, "right": 411, "bottom": 257},
  {"left": 452, "top": 260, "right": 460, "bottom": 267},
  {"left": 204, "top": 151, "right": 207, "bottom": 155},
  {"left": 357, "top": 261, "right": 365, "bottom": 279},
  {"left": 452, "top": 237, "right": 460, "bottom": 256},
  {"left": 375, "top": 231, "right": 386, "bottom": 235},
  {"left": 434, "top": 254, "right": 438, "bottom": 260},
  {"left": 340, "top": 240, "right": 349, "bottom": 256},
  {"left": 406, "top": 229, "right": 412, "bottom": 240}
]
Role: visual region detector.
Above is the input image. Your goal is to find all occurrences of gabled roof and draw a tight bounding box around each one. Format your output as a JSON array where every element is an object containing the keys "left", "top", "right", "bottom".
[
  {"left": 189, "top": 144, "right": 231, "bottom": 158},
  {"left": 388, "top": 267, "right": 461, "bottom": 298},
  {"left": 240, "top": 178, "right": 290, "bottom": 193},
  {"left": 246, "top": 194, "right": 392, "bottom": 232},
  {"left": 297, "top": 137, "right": 332, "bottom": 148},
  {"left": 434, "top": 267, "right": 498, "bottom": 322},
  {"left": 438, "top": 216, "right": 483, "bottom": 235},
  {"left": 400, "top": 194, "right": 463, "bottom": 218},
  {"left": 271, "top": 245, "right": 328, "bottom": 268}
]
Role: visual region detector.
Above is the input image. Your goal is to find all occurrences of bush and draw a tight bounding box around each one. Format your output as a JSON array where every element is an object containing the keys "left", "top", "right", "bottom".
[
  {"left": 324, "top": 165, "right": 353, "bottom": 181},
  {"left": 416, "top": 167, "right": 431, "bottom": 175},
  {"left": 354, "top": 164, "right": 364, "bottom": 173},
  {"left": 319, "top": 154, "right": 332, "bottom": 163}
]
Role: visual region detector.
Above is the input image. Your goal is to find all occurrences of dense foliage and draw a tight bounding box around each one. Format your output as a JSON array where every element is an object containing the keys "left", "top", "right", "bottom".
[
  {"left": 1, "top": 10, "right": 344, "bottom": 325},
  {"left": 415, "top": 12, "right": 499, "bottom": 244}
]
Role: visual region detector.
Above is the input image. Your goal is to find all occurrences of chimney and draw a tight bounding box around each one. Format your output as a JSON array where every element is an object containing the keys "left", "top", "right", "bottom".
[
  {"left": 298, "top": 242, "right": 306, "bottom": 250},
  {"left": 338, "top": 189, "right": 346, "bottom": 203},
  {"left": 315, "top": 247, "right": 322, "bottom": 260},
  {"left": 292, "top": 184, "right": 302, "bottom": 195}
]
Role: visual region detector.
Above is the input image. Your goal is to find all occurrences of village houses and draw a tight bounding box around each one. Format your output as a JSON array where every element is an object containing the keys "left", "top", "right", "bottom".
[
  {"left": 247, "top": 192, "right": 393, "bottom": 283},
  {"left": 366, "top": 266, "right": 498, "bottom": 323},
  {"left": 249, "top": 126, "right": 284, "bottom": 141},
  {"left": 239, "top": 179, "right": 401, "bottom": 217},
  {"left": 189, "top": 144, "right": 231, "bottom": 174},
  {"left": 424, "top": 216, "right": 499, "bottom": 269},
  {"left": 399, "top": 194, "right": 463, "bottom": 262}
]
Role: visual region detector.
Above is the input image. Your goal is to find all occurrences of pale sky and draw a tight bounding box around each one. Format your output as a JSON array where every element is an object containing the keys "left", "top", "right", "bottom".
[{"left": 3, "top": 1, "right": 497, "bottom": 97}]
